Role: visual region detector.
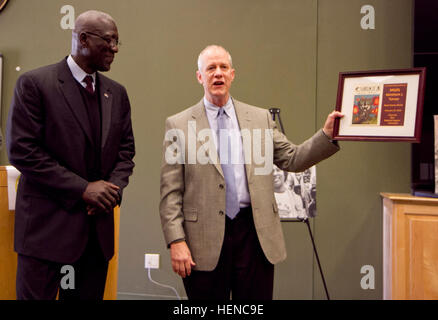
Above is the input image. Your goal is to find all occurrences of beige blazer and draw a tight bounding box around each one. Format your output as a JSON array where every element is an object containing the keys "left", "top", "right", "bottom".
[{"left": 160, "top": 99, "right": 339, "bottom": 271}]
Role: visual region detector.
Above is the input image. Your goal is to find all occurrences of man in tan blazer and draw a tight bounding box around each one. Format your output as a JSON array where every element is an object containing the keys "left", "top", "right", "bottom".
[{"left": 160, "top": 45, "right": 342, "bottom": 300}]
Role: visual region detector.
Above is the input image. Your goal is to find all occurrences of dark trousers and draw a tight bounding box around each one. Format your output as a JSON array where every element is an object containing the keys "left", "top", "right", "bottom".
[
  {"left": 183, "top": 206, "right": 274, "bottom": 300},
  {"left": 16, "top": 223, "right": 108, "bottom": 300}
]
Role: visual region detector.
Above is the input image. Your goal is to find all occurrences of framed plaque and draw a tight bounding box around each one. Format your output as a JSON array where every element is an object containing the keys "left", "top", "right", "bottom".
[{"left": 333, "top": 68, "right": 426, "bottom": 142}]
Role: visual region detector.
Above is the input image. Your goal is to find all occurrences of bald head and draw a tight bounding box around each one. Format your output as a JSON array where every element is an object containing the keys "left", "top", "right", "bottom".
[
  {"left": 71, "top": 10, "right": 119, "bottom": 74},
  {"left": 74, "top": 10, "right": 115, "bottom": 34}
]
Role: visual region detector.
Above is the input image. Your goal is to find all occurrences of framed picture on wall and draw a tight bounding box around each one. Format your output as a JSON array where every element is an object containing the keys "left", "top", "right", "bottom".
[{"left": 333, "top": 68, "right": 426, "bottom": 142}]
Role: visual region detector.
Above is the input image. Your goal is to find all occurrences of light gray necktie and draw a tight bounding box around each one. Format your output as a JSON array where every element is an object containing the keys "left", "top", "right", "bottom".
[{"left": 217, "top": 107, "right": 240, "bottom": 219}]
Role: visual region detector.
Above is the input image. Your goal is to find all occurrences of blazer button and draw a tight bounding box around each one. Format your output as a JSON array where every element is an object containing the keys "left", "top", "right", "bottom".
[
  {"left": 219, "top": 184, "right": 224, "bottom": 189},
  {"left": 219, "top": 210, "right": 224, "bottom": 215}
]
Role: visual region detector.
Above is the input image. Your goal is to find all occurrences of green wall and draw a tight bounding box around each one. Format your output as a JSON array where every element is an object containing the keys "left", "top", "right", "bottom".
[
  {"left": 315, "top": 0, "right": 412, "bottom": 299},
  {"left": 0, "top": 0, "right": 412, "bottom": 299}
]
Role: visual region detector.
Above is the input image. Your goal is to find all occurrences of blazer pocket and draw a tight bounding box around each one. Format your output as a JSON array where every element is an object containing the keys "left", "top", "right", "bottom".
[{"left": 183, "top": 208, "right": 198, "bottom": 222}]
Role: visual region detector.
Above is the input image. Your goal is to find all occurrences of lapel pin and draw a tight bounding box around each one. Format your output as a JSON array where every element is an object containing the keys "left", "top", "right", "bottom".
[{"left": 104, "top": 93, "right": 109, "bottom": 98}]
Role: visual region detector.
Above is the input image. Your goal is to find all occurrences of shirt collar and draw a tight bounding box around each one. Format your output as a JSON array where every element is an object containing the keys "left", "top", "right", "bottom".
[
  {"left": 203, "top": 96, "right": 234, "bottom": 118},
  {"left": 67, "top": 55, "right": 96, "bottom": 86}
]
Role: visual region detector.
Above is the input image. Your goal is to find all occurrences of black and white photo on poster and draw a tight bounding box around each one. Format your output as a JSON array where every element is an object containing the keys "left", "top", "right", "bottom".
[{"left": 273, "top": 164, "right": 316, "bottom": 220}]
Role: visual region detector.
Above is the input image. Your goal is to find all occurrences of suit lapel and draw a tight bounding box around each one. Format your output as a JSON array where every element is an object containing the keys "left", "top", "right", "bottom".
[
  {"left": 192, "top": 99, "right": 255, "bottom": 180},
  {"left": 191, "top": 100, "right": 223, "bottom": 178},
  {"left": 233, "top": 99, "right": 254, "bottom": 184},
  {"left": 97, "top": 74, "right": 113, "bottom": 149},
  {"left": 57, "top": 60, "right": 93, "bottom": 144}
]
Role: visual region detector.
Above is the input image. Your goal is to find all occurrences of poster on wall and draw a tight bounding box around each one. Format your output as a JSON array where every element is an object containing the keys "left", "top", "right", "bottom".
[
  {"left": 274, "top": 165, "right": 316, "bottom": 221},
  {"left": 333, "top": 68, "right": 426, "bottom": 142}
]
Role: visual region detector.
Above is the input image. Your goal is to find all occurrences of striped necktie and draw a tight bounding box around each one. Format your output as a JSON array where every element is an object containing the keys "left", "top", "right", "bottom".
[{"left": 83, "top": 75, "right": 94, "bottom": 94}]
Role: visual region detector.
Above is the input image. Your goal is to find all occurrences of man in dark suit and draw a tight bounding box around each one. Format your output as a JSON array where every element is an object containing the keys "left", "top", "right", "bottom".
[{"left": 6, "top": 10, "right": 135, "bottom": 300}]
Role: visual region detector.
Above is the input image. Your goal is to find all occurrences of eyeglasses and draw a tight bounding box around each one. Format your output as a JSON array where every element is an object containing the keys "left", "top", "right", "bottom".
[{"left": 84, "top": 31, "right": 121, "bottom": 48}]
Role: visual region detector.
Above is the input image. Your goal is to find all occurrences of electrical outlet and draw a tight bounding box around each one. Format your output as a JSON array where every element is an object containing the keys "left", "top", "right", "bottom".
[{"left": 145, "top": 253, "right": 160, "bottom": 269}]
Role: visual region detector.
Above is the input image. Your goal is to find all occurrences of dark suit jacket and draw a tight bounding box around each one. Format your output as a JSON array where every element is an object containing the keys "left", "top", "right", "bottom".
[{"left": 6, "top": 58, "right": 135, "bottom": 264}]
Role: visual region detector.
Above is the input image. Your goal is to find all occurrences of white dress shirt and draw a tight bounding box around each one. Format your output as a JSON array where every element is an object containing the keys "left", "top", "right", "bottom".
[
  {"left": 67, "top": 55, "right": 96, "bottom": 91},
  {"left": 204, "top": 97, "right": 251, "bottom": 208}
]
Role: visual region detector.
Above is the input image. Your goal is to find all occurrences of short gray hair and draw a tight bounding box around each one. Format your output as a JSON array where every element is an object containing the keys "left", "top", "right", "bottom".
[{"left": 197, "top": 45, "right": 233, "bottom": 71}]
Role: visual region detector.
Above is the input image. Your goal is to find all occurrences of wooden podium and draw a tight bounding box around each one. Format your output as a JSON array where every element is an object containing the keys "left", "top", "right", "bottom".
[
  {"left": 0, "top": 167, "right": 17, "bottom": 299},
  {"left": 382, "top": 193, "right": 438, "bottom": 300},
  {"left": 0, "top": 166, "right": 119, "bottom": 300}
]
